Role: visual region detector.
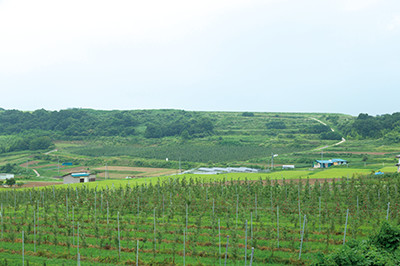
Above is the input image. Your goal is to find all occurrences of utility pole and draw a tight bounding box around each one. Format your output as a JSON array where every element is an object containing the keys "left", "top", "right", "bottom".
[
  {"left": 57, "top": 156, "right": 60, "bottom": 176},
  {"left": 271, "top": 153, "right": 278, "bottom": 170},
  {"left": 179, "top": 157, "right": 181, "bottom": 174},
  {"left": 105, "top": 162, "right": 108, "bottom": 180}
]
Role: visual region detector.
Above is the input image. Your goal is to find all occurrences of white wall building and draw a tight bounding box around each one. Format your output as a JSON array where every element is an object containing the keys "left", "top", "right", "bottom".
[
  {"left": 63, "top": 172, "right": 96, "bottom": 184},
  {"left": 0, "top": 173, "right": 14, "bottom": 180}
]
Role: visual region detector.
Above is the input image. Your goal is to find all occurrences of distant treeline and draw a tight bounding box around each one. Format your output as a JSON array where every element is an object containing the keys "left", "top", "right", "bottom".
[
  {"left": 339, "top": 113, "right": 400, "bottom": 142},
  {"left": 0, "top": 108, "right": 214, "bottom": 139}
]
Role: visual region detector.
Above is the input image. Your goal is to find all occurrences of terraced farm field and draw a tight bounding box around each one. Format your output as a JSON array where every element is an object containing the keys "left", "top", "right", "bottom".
[{"left": 1, "top": 174, "right": 399, "bottom": 265}]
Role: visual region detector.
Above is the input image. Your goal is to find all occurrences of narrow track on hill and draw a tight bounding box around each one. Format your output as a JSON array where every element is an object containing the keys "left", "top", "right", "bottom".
[{"left": 311, "top": 117, "right": 346, "bottom": 151}]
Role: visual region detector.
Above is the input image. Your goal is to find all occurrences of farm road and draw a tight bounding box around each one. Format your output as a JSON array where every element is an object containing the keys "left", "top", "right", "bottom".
[
  {"left": 33, "top": 169, "right": 40, "bottom": 177},
  {"left": 311, "top": 117, "right": 346, "bottom": 151}
]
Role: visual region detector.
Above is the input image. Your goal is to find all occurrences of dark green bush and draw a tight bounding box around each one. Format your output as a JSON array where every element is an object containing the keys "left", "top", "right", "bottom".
[{"left": 315, "top": 222, "right": 400, "bottom": 266}]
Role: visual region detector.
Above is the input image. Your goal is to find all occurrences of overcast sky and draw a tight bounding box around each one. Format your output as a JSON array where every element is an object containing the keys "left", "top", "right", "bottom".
[{"left": 1, "top": 0, "right": 399, "bottom": 115}]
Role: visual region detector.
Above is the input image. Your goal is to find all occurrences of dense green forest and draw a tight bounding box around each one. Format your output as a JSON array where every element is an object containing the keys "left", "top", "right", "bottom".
[
  {"left": 338, "top": 113, "right": 400, "bottom": 142},
  {"left": 0, "top": 109, "right": 213, "bottom": 139}
]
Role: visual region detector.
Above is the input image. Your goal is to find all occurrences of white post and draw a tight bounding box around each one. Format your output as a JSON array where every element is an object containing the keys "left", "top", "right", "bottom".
[
  {"left": 298, "top": 191, "right": 301, "bottom": 233},
  {"left": 357, "top": 196, "right": 359, "bottom": 216},
  {"left": 137, "top": 197, "right": 140, "bottom": 216},
  {"left": 77, "top": 222, "right": 80, "bottom": 266},
  {"left": 213, "top": 198, "right": 215, "bottom": 217},
  {"left": 136, "top": 240, "right": 139, "bottom": 266},
  {"left": 118, "top": 212, "right": 121, "bottom": 259},
  {"left": 236, "top": 194, "right": 239, "bottom": 227},
  {"left": 34, "top": 210, "right": 36, "bottom": 252},
  {"left": 224, "top": 235, "right": 229, "bottom": 266},
  {"left": 218, "top": 219, "right": 221, "bottom": 266},
  {"left": 0, "top": 203, "right": 2, "bottom": 239},
  {"left": 22, "top": 230, "right": 24, "bottom": 265},
  {"left": 186, "top": 204, "right": 188, "bottom": 231},
  {"left": 107, "top": 201, "right": 109, "bottom": 225},
  {"left": 72, "top": 207, "right": 75, "bottom": 246},
  {"left": 343, "top": 209, "right": 349, "bottom": 245},
  {"left": 153, "top": 208, "right": 156, "bottom": 251},
  {"left": 387, "top": 202, "right": 390, "bottom": 220},
  {"left": 183, "top": 228, "right": 186, "bottom": 266},
  {"left": 249, "top": 247, "right": 254, "bottom": 266},
  {"left": 245, "top": 220, "right": 248, "bottom": 266},
  {"left": 251, "top": 212, "right": 253, "bottom": 241},
  {"left": 277, "top": 205, "right": 280, "bottom": 248},
  {"left": 255, "top": 194, "right": 257, "bottom": 218},
  {"left": 66, "top": 195, "right": 68, "bottom": 219},
  {"left": 318, "top": 196, "right": 321, "bottom": 232},
  {"left": 299, "top": 215, "right": 306, "bottom": 259}
]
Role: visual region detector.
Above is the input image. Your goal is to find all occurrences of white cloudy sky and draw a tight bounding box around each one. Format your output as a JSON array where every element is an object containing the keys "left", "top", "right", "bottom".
[{"left": 0, "top": 0, "right": 399, "bottom": 115}]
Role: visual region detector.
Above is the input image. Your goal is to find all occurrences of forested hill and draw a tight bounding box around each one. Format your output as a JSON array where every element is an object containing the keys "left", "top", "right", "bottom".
[
  {"left": 338, "top": 113, "right": 400, "bottom": 143},
  {"left": 0, "top": 108, "right": 400, "bottom": 155},
  {"left": 0, "top": 109, "right": 214, "bottom": 139}
]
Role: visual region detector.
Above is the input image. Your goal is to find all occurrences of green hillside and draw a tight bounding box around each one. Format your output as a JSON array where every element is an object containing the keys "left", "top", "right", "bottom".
[{"left": 0, "top": 108, "right": 399, "bottom": 180}]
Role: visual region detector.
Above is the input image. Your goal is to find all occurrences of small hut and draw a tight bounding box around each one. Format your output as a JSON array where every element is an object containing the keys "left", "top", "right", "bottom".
[{"left": 63, "top": 172, "right": 96, "bottom": 184}]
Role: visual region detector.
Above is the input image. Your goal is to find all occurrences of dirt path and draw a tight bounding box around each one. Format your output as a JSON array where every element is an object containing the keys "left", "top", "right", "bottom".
[
  {"left": 44, "top": 149, "right": 58, "bottom": 155},
  {"left": 311, "top": 117, "right": 346, "bottom": 151},
  {"left": 33, "top": 169, "right": 40, "bottom": 177}
]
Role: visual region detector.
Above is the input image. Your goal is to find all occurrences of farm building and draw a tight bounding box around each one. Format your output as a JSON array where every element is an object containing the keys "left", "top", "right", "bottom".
[
  {"left": 282, "top": 165, "right": 295, "bottom": 169},
  {"left": 63, "top": 172, "right": 96, "bottom": 184},
  {"left": 313, "top": 159, "right": 347, "bottom": 168},
  {"left": 0, "top": 173, "right": 14, "bottom": 180},
  {"left": 186, "top": 167, "right": 259, "bottom": 175}
]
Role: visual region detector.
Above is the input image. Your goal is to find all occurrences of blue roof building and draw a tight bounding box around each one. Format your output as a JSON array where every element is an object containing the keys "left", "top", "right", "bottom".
[{"left": 313, "top": 158, "right": 347, "bottom": 168}]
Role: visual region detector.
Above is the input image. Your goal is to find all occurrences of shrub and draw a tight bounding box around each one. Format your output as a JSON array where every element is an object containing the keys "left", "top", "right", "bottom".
[
  {"left": 315, "top": 222, "right": 400, "bottom": 265},
  {"left": 242, "top": 112, "right": 254, "bottom": 117}
]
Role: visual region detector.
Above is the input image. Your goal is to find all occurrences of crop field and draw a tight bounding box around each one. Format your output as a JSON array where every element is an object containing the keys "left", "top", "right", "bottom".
[{"left": 1, "top": 174, "right": 399, "bottom": 265}]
